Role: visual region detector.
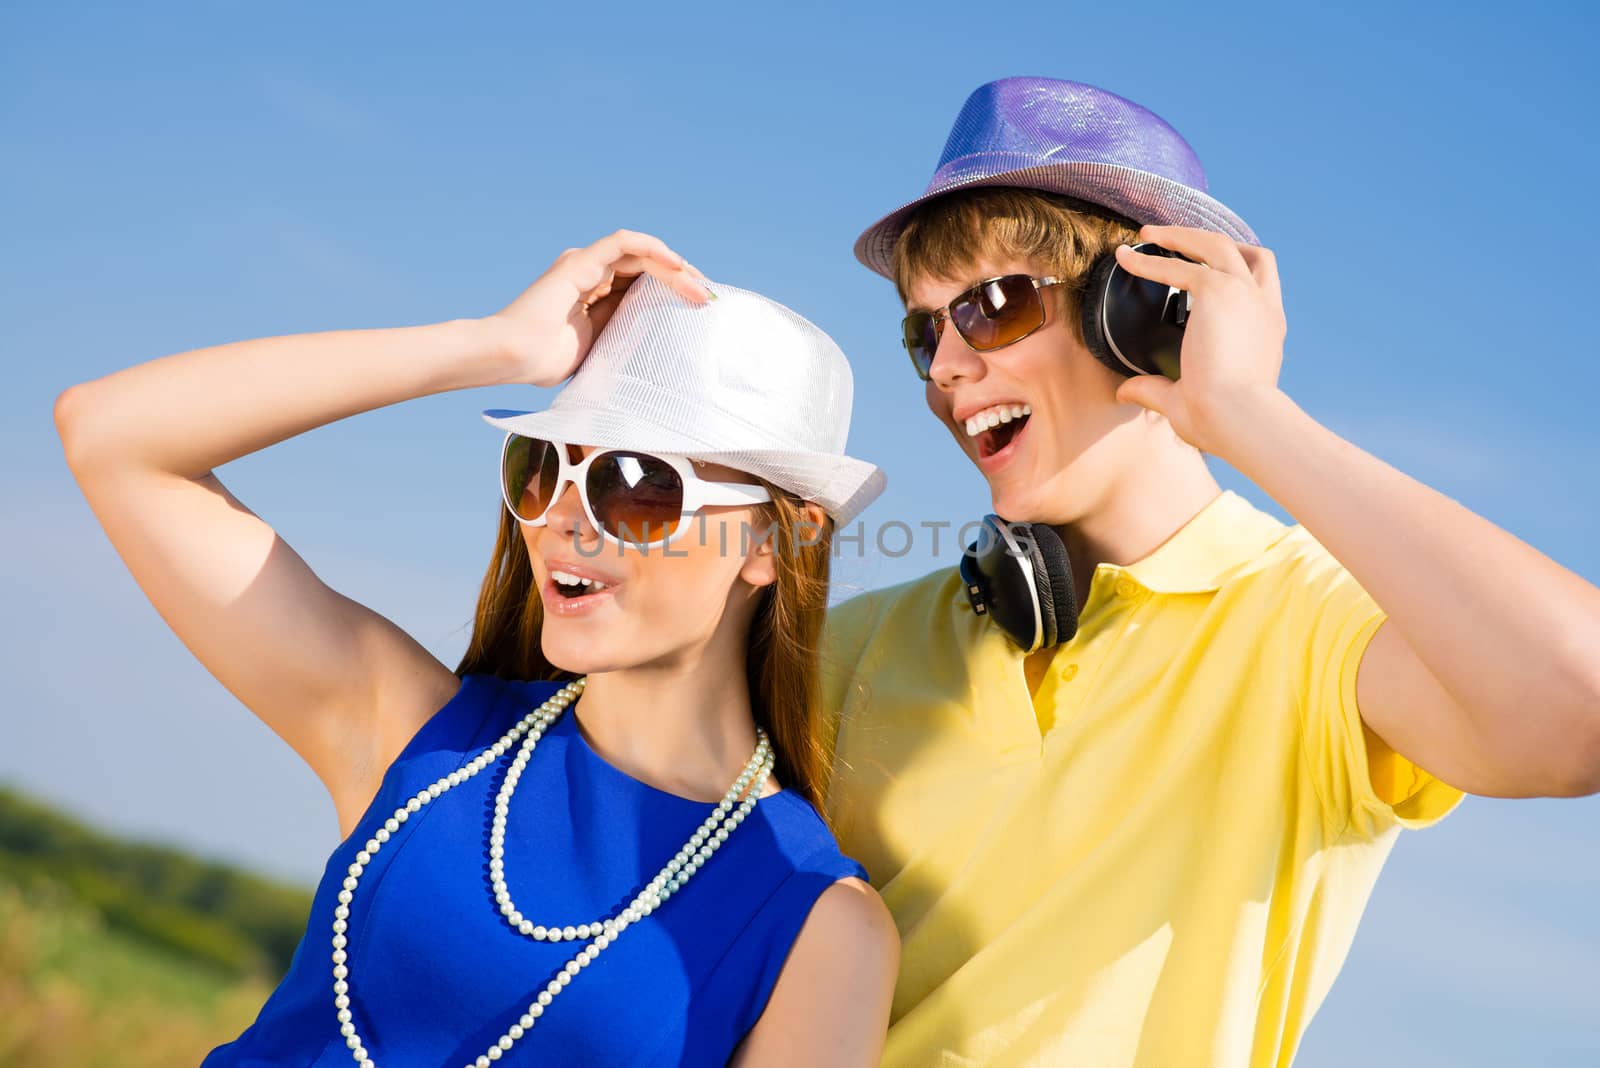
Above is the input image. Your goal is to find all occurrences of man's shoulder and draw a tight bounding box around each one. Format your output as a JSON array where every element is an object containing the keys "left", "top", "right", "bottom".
[
  {"left": 826, "top": 566, "right": 966, "bottom": 641},
  {"left": 820, "top": 566, "right": 972, "bottom": 713},
  {"left": 1247, "top": 521, "right": 1365, "bottom": 597},
  {"left": 1203, "top": 500, "right": 1360, "bottom": 601},
  {"left": 1207, "top": 517, "right": 1379, "bottom": 649}
]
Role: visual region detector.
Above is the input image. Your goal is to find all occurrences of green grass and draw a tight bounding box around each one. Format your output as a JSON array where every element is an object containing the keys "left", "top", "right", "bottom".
[
  {"left": 7, "top": 880, "right": 242, "bottom": 1009},
  {"left": 0, "top": 880, "right": 277, "bottom": 1067},
  {"left": 0, "top": 787, "right": 313, "bottom": 1067},
  {"left": 0, "top": 786, "right": 313, "bottom": 975}
]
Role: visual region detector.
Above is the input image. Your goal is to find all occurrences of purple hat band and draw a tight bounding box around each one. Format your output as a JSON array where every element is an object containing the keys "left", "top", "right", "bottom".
[{"left": 854, "top": 77, "right": 1259, "bottom": 279}]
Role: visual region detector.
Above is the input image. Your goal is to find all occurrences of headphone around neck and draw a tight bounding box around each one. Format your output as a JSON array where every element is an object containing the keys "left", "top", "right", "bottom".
[{"left": 959, "top": 516, "right": 1079, "bottom": 654}]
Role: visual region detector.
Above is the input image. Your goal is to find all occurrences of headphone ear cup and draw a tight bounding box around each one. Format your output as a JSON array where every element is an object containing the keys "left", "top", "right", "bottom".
[
  {"left": 1079, "top": 251, "right": 1133, "bottom": 378},
  {"left": 958, "top": 540, "right": 985, "bottom": 606},
  {"left": 1028, "top": 523, "right": 1079, "bottom": 646}
]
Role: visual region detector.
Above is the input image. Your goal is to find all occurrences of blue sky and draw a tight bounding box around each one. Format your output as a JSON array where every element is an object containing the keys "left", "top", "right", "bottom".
[{"left": 3, "top": 1, "right": 1598, "bottom": 1063}]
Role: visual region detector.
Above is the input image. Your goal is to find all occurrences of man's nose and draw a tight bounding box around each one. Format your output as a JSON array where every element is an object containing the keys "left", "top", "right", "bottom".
[{"left": 928, "top": 318, "right": 986, "bottom": 389}]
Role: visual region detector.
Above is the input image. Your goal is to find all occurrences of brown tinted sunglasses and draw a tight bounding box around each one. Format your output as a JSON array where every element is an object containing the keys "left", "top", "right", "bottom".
[{"left": 900, "top": 274, "right": 1067, "bottom": 381}]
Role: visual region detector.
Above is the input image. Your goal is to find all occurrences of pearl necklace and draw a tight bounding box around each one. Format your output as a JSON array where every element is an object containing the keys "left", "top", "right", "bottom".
[{"left": 330, "top": 677, "right": 776, "bottom": 1067}]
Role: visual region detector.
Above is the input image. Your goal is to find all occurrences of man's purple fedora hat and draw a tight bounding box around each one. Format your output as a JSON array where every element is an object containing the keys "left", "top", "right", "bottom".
[{"left": 854, "top": 76, "right": 1259, "bottom": 279}]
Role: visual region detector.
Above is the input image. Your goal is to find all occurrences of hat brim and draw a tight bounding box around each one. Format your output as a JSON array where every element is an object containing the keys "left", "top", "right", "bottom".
[
  {"left": 482, "top": 408, "right": 886, "bottom": 527},
  {"left": 854, "top": 160, "right": 1260, "bottom": 281}
]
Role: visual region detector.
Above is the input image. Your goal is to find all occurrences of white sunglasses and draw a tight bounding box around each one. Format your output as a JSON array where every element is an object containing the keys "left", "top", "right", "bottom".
[{"left": 499, "top": 433, "right": 772, "bottom": 547}]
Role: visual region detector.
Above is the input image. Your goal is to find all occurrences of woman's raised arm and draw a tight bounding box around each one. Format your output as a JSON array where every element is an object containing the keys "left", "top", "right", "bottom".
[{"left": 53, "top": 230, "right": 708, "bottom": 836}]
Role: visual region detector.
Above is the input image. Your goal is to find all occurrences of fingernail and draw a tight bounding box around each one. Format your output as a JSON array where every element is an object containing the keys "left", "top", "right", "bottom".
[{"left": 703, "top": 285, "right": 718, "bottom": 301}]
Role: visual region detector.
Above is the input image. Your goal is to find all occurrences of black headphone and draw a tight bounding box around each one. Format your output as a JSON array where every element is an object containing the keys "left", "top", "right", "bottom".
[
  {"left": 959, "top": 516, "right": 1079, "bottom": 653},
  {"left": 1078, "top": 241, "right": 1197, "bottom": 381},
  {"left": 956, "top": 243, "right": 1196, "bottom": 651}
]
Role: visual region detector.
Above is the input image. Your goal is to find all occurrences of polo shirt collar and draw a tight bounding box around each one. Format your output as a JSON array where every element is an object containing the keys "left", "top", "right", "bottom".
[{"left": 1114, "top": 490, "right": 1290, "bottom": 595}]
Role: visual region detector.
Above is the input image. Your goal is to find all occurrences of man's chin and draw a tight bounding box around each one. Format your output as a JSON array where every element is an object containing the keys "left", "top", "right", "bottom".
[
  {"left": 987, "top": 469, "right": 1081, "bottom": 527},
  {"left": 987, "top": 486, "right": 1042, "bottom": 524},
  {"left": 979, "top": 458, "right": 1034, "bottom": 515}
]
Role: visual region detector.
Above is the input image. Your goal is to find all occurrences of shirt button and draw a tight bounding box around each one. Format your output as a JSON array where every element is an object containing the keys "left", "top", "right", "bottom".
[
  {"left": 1115, "top": 578, "right": 1140, "bottom": 598},
  {"left": 1060, "top": 663, "right": 1079, "bottom": 681}
]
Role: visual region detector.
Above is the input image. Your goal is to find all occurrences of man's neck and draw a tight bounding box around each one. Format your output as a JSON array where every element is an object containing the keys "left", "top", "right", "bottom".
[{"left": 1054, "top": 444, "right": 1223, "bottom": 601}]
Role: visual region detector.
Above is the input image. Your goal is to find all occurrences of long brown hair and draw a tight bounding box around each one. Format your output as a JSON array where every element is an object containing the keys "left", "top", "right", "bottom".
[{"left": 453, "top": 484, "right": 837, "bottom": 817}]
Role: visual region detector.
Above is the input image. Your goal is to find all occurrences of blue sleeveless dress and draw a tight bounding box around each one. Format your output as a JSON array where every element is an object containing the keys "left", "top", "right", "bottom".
[{"left": 202, "top": 673, "right": 868, "bottom": 1067}]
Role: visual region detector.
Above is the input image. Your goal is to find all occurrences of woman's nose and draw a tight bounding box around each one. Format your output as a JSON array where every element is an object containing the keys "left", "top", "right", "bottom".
[{"left": 542, "top": 481, "right": 598, "bottom": 549}]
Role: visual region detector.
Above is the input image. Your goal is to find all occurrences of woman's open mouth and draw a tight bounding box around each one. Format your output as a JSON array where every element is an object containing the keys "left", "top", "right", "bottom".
[{"left": 542, "top": 566, "right": 619, "bottom": 616}]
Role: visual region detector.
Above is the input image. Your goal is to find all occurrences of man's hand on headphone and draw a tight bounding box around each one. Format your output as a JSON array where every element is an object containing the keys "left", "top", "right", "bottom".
[{"left": 1109, "top": 225, "right": 1288, "bottom": 459}]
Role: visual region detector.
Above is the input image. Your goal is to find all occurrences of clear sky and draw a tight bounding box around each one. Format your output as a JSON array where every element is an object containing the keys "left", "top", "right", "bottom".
[{"left": 3, "top": 2, "right": 1598, "bottom": 1063}]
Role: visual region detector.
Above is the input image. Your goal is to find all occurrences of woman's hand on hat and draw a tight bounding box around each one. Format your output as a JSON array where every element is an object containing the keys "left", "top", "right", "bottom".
[
  {"left": 484, "top": 229, "right": 713, "bottom": 387},
  {"left": 1109, "top": 225, "right": 1288, "bottom": 458}
]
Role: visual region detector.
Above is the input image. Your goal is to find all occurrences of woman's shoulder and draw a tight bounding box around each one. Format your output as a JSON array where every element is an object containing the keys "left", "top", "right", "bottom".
[
  {"left": 723, "top": 855, "right": 896, "bottom": 1065},
  {"left": 779, "top": 874, "right": 897, "bottom": 993},
  {"left": 384, "top": 672, "right": 565, "bottom": 768},
  {"left": 804, "top": 875, "right": 893, "bottom": 941},
  {"left": 457, "top": 672, "right": 573, "bottom": 711},
  {"left": 755, "top": 790, "right": 870, "bottom": 885},
  {"left": 466, "top": 672, "right": 570, "bottom": 698}
]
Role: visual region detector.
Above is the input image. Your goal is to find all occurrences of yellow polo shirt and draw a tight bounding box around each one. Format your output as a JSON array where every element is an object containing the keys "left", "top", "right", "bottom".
[{"left": 821, "top": 490, "right": 1464, "bottom": 1068}]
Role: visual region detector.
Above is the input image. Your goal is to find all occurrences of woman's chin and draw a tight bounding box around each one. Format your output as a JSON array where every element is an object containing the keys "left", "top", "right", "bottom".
[{"left": 540, "top": 630, "right": 627, "bottom": 677}]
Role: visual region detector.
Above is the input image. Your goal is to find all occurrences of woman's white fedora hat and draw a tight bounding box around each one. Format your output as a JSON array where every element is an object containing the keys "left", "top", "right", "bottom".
[{"left": 482, "top": 274, "right": 886, "bottom": 526}]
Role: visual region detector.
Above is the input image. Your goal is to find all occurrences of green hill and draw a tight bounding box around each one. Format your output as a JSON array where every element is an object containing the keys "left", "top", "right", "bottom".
[{"left": 0, "top": 786, "right": 313, "bottom": 1067}]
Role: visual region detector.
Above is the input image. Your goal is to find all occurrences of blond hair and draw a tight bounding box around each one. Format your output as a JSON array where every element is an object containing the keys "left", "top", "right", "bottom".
[{"left": 890, "top": 188, "right": 1143, "bottom": 342}]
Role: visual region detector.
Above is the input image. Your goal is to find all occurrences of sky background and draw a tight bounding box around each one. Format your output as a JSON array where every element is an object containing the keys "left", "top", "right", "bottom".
[{"left": 3, "top": 1, "right": 1598, "bottom": 1063}]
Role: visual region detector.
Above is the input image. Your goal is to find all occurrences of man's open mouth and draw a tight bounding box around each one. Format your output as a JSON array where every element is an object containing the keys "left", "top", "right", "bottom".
[
  {"left": 979, "top": 416, "right": 1029, "bottom": 459},
  {"left": 965, "top": 403, "right": 1032, "bottom": 460}
]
